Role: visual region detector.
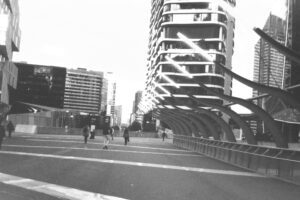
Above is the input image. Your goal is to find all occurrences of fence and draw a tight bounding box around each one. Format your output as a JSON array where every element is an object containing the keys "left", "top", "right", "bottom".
[{"left": 173, "top": 135, "right": 300, "bottom": 185}]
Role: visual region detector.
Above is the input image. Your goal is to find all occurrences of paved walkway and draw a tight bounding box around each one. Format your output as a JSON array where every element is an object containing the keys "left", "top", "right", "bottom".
[{"left": 0, "top": 134, "right": 299, "bottom": 200}]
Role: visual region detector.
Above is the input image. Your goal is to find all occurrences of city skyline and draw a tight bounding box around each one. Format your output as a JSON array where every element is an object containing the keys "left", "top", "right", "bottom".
[{"left": 13, "top": 0, "right": 286, "bottom": 121}]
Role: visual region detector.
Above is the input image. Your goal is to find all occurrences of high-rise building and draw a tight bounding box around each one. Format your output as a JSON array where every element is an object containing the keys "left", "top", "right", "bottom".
[
  {"left": 0, "top": 0, "right": 21, "bottom": 107},
  {"left": 64, "top": 68, "right": 104, "bottom": 114},
  {"left": 132, "top": 90, "right": 143, "bottom": 124},
  {"left": 101, "top": 72, "right": 116, "bottom": 118},
  {"left": 146, "top": 0, "right": 236, "bottom": 108},
  {"left": 252, "top": 14, "right": 286, "bottom": 104},
  {"left": 252, "top": 14, "right": 286, "bottom": 136},
  {"left": 132, "top": 91, "right": 142, "bottom": 113},
  {"left": 114, "top": 105, "right": 122, "bottom": 126}
]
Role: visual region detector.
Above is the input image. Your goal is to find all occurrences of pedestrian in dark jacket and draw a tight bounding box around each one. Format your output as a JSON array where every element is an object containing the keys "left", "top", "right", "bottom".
[
  {"left": 7, "top": 121, "right": 14, "bottom": 138},
  {"left": 82, "top": 125, "right": 90, "bottom": 144},
  {"left": 102, "top": 126, "right": 111, "bottom": 149},
  {"left": 162, "top": 130, "right": 167, "bottom": 141},
  {"left": 0, "top": 125, "right": 6, "bottom": 150},
  {"left": 123, "top": 127, "right": 130, "bottom": 145}
]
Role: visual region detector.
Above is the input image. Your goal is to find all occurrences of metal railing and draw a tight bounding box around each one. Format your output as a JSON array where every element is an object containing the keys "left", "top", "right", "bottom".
[{"left": 173, "top": 135, "right": 300, "bottom": 185}]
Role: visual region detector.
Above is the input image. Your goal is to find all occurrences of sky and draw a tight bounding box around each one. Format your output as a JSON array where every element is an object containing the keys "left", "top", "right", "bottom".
[{"left": 13, "top": 0, "right": 286, "bottom": 122}]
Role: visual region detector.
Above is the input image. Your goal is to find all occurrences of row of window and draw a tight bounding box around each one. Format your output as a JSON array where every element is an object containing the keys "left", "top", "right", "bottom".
[
  {"left": 162, "top": 40, "right": 226, "bottom": 53},
  {"left": 157, "top": 74, "right": 225, "bottom": 86},
  {"left": 162, "top": 96, "right": 223, "bottom": 107},
  {"left": 157, "top": 85, "right": 224, "bottom": 96},
  {"left": 161, "top": 64, "right": 225, "bottom": 75},
  {"left": 163, "top": 13, "right": 227, "bottom": 24},
  {"left": 163, "top": 2, "right": 212, "bottom": 12}
]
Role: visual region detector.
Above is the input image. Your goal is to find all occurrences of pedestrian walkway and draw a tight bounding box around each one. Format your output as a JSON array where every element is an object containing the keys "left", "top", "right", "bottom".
[{"left": 0, "top": 134, "right": 299, "bottom": 200}]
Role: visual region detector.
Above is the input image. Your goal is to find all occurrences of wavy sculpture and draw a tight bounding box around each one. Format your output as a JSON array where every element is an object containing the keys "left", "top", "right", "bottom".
[
  {"left": 161, "top": 105, "right": 212, "bottom": 138},
  {"left": 158, "top": 100, "right": 220, "bottom": 139},
  {"left": 176, "top": 31, "right": 289, "bottom": 147},
  {"left": 187, "top": 93, "right": 256, "bottom": 144},
  {"left": 171, "top": 109, "right": 209, "bottom": 137},
  {"left": 196, "top": 81, "right": 287, "bottom": 148},
  {"left": 161, "top": 97, "right": 236, "bottom": 141},
  {"left": 160, "top": 108, "right": 199, "bottom": 137},
  {"left": 153, "top": 110, "right": 181, "bottom": 134},
  {"left": 159, "top": 111, "right": 190, "bottom": 135},
  {"left": 214, "top": 61, "right": 300, "bottom": 109},
  {"left": 254, "top": 27, "right": 300, "bottom": 66}
]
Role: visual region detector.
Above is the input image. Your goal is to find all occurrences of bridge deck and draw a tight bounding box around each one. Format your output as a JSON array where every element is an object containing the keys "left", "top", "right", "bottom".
[{"left": 0, "top": 134, "right": 299, "bottom": 200}]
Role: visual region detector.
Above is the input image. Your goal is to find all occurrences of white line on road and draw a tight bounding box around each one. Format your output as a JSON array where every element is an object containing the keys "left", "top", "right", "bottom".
[
  {"left": 3, "top": 144, "right": 203, "bottom": 157},
  {"left": 0, "top": 150, "right": 263, "bottom": 177},
  {"left": 26, "top": 138, "right": 190, "bottom": 152},
  {"left": 0, "top": 172, "right": 128, "bottom": 200}
]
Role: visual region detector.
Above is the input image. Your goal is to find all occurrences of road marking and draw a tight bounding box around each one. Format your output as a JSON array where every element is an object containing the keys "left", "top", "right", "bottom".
[
  {"left": 3, "top": 144, "right": 202, "bottom": 157},
  {"left": 0, "top": 150, "right": 263, "bottom": 177},
  {"left": 26, "top": 139, "right": 190, "bottom": 152},
  {"left": 0, "top": 172, "right": 127, "bottom": 200}
]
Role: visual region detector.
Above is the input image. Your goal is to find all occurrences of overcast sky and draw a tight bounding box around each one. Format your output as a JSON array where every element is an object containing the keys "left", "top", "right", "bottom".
[{"left": 13, "top": 0, "right": 286, "bottom": 122}]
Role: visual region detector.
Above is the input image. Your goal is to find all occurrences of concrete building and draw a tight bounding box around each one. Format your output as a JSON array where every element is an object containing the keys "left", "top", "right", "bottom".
[
  {"left": 64, "top": 68, "right": 104, "bottom": 114},
  {"left": 101, "top": 72, "right": 117, "bottom": 124},
  {"left": 145, "top": 0, "right": 236, "bottom": 109},
  {"left": 0, "top": 0, "right": 20, "bottom": 108}
]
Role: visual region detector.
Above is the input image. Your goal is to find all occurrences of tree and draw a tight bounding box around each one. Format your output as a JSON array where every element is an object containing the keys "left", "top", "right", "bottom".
[{"left": 129, "top": 121, "right": 142, "bottom": 131}]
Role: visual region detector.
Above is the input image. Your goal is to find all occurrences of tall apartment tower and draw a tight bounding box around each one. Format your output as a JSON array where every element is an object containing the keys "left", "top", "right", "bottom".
[
  {"left": 146, "top": 0, "right": 236, "bottom": 108},
  {"left": 64, "top": 68, "right": 104, "bottom": 114},
  {"left": 253, "top": 14, "right": 286, "bottom": 102},
  {"left": 0, "top": 0, "right": 21, "bottom": 106}
]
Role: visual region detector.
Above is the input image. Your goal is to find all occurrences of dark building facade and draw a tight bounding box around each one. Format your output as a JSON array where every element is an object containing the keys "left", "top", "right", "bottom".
[
  {"left": 0, "top": 0, "right": 21, "bottom": 110},
  {"left": 285, "top": 0, "right": 300, "bottom": 100},
  {"left": 14, "top": 62, "right": 66, "bottom": 108}
]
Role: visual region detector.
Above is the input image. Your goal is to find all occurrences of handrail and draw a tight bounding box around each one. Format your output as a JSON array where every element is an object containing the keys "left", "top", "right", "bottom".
[{"left": 173, "top": 135, "right": 300, "bottom": 162}]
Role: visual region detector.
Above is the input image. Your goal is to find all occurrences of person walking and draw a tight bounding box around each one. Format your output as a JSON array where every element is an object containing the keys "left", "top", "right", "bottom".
[
  {"left": 102, "top": 126, "right": 110, "bottom": 149},
  {"left": 110, "top": 127, "right": 114, "bottom": 140},
  {"left": 82, "top": 125, "right": 90, "bottom": 144},
  {"left": 0, "top": 124, "right": 6, "bottom": 150},
  {"left": 123, "top": 127, "right": 130, "bottom": 145},
  {"left": 6, "top": 121, "right": 14, "bottom": 138},
  {"left": 162, "top": 130, "right": 167, "bottom": 141}
]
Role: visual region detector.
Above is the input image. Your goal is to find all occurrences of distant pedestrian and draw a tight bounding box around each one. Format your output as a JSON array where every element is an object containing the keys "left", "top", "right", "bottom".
[
  {"left": 0, "top": 125, "right": 5, "bottom": 150},
  {"left": 90, "top": 130, "right": 95, "bottom": 139},
  {"left": 162, "top": 130, "right": 167, "bottom": 141},
  {"left": 82, "top": 125, "right": 90, "bottom": 144},
  {"left": 123, "top": 127, "right": 130, "bottom": 145},
  {"left": 6, "top": 121, "right": 14, "bottom": 138},
  {"left": 110, "top": 127, "right": 114, "bottom": 140},
  {"left": 102, "top": 126, "right": 111, "bottom": 149}
]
